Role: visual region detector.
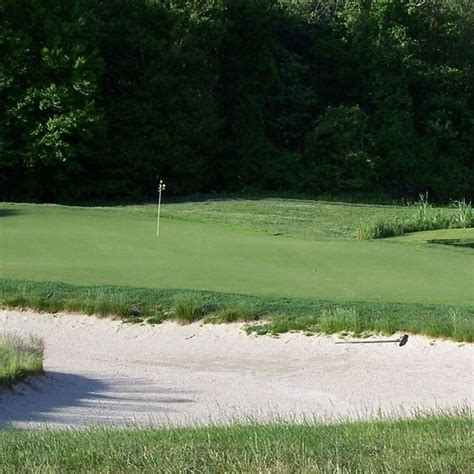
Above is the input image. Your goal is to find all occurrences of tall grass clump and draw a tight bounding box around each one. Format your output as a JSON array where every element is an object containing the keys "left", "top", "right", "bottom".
[
  {"left": 454, "top": 199, "right": 473, "bottom": 228},
  {"left": 3, "top": 286, "right": 147, "bottom": 320},
  {"left": 2, "top": 290, "right": 64, "bottom": 314},
  {"left": 356, "top": 193, "right": 473, "bottom": 240},
  {"left": 246, "top": 308, "right": 363, "bottom": 336},
  {"left": 71, "top": 290, "right": 142, "bottom": 319},
  {"left": 0, "top": 333, "right": 44, "bottom": 387},
  {"left": 319, "top": 307, "right": 360, "bottom": 334},
  {"left": 414, "top": 192, "right": 431, "bottom": 224},
  {"left": 372, "top": 316, "right": 399, "bottom": 335},
  {"left": 449, "top": 307, "right": 474, "bottom": 343},
  {"left": 356, "top": 218, "right": 405, "bottom": 240},
  {"left": 173, "top": 293, "right": 206, "bottom": 323}
]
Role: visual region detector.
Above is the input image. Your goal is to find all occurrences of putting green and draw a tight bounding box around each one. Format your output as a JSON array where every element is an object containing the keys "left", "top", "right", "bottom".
[{"left": 1, "top": 203, "right": 472, "bottom": 305}]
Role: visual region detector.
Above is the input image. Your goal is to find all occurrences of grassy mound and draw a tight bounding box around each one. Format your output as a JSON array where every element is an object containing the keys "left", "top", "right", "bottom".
[{"left": 0, "top": 411, "right": 471, "bottom": 472}]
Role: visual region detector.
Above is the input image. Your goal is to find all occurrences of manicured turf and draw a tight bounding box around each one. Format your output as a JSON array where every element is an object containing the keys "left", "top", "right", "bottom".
[
  {"left": 0, "top": 202, "right": 472, "bottom": 306},
  {"left": 0, "top": 411, "right": 471, "bottom": 473}
]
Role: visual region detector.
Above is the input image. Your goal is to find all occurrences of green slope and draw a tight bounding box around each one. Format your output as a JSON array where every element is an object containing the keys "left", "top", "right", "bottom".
[{"left": 1, "top": 203, "right": 472, "bottom": 305}]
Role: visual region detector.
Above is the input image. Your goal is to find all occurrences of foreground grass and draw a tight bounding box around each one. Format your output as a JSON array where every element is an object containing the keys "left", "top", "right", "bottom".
[
  {"left": 1, "top": 279, "right": 473, "bottom": 342},
  {"left": 0, "top": 333, "right": 44, "bottom": 387},
  {"left": 1, "top": 203, "right": 472, "bottom": 305},
  {"left": 0, "top": 411, "right": 471, "bottom": 473}
]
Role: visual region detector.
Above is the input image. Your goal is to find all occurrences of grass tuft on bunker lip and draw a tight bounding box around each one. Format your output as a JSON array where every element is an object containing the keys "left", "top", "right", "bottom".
[
  {"left": 0, "top": 409, "right": 471, "bottom": 473},
  {"left": 0, "top": 333, "right": 44, "bottom": 387}
]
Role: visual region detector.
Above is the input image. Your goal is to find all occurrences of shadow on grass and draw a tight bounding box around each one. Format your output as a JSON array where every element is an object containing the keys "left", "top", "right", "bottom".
[
  {"left": 0, "top": 209, "right": 23, "bottom": 218},
  {"left": 428, "top": 238, "right": 474, "bottom": 249},
  {"left": 0, "top": 371, "right": 195, "bottom": 428}
]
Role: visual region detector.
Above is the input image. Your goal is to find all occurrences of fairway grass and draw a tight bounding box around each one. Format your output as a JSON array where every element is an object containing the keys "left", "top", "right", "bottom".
[
  {"left": 0, "top": 411, "right": 471, "bottom": 473},
  {"left": 1, "top": 202, "right": 472, "bottom": 305}
]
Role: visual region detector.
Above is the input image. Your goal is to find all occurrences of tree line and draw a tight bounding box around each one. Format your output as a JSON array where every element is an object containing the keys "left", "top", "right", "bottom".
[{"left": 1, "top": 0, "right": 472, "bottom": 202}]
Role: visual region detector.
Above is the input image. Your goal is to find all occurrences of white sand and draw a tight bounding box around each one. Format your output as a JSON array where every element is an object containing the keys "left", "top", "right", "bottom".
[{"left": 0, "top": 309, "right": 472, "bottom": 429}]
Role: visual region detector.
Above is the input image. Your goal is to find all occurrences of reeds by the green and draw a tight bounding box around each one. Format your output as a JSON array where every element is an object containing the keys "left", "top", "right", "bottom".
[{"left": 356, "top": 194, "right": 473, "bottom": 240}]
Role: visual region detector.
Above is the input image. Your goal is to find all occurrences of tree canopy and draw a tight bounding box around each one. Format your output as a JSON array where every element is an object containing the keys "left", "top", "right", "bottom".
[{"left": 1, "top": 0, "right": 472, "bottom": 202}]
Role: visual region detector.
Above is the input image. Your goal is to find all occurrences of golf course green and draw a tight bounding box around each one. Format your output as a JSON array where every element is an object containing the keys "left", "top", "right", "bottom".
[{"left": 1, "top": 201, "right": 472, "bottom": 306}]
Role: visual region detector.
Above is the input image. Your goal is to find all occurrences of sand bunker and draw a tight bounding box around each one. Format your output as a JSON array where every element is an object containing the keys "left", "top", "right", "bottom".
[{"left": 0, "top": 309, "right": 472, "bottom": 428}]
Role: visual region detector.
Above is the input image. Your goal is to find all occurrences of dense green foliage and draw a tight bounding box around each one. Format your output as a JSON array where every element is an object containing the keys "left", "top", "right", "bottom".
[
  {"left": 0, "top": 333, "right": 44, "bottom": 387},
  {"left": 1, "top": 411, "right": 472, "bottom": 472},
  {"left": 1, "top": 0, "right": 472, "bottom": 202}
]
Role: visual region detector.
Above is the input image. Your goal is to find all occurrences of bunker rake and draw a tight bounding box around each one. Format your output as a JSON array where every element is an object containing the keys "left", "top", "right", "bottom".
[{"left": 336, "top": 334, "right": 409, "bottom": 347}]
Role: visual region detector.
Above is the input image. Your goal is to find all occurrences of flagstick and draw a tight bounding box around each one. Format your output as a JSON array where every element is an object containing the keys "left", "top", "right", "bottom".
[
  {"left": 156, "top": 179, "right": 166, "bottom": 237},
  {"left": 156, "top": 190, "right": 162, "bottom": 236}
]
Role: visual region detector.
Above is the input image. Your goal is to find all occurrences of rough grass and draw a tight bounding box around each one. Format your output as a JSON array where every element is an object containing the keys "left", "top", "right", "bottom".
[
  {"left": 356, "top": 195, "right": 473, "bottom": 240},
  {"left": 0, "top": 410, "right": 471, "bottom": 473},
  {"left": 0, "top": 333, "right": 44, "bottom": 387},
  {"left": 163, "top": 198, "right": 420, "bottom": 240},
  {"left": 205, "top": 303, "right": 259, "bottom": 323},
  {"left": 319, "top": 307, "right": 361, "bottom": 334},
  {"left": 173, "top": 293, "right": 206, "bottom": 324},
  {"left": 1, "top": 280, "right": 473, "bottom": 342},
  {"left": 162, "top": 194, "right": 468, "bottom": 241}
]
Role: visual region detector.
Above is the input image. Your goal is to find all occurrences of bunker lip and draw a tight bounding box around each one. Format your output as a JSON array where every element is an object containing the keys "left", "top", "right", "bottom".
[{"left": 0, "top": 309, "right": 472, "bottom": 429}]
